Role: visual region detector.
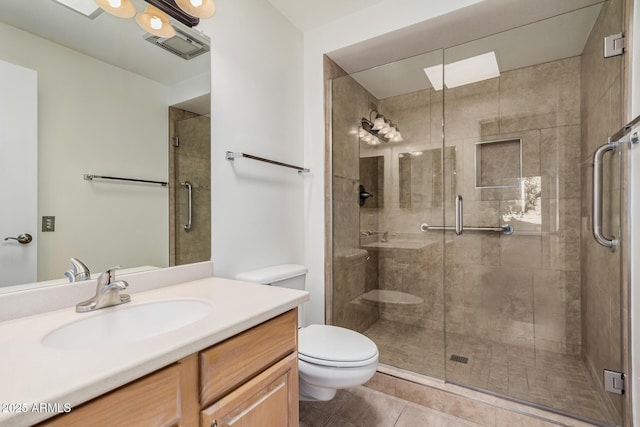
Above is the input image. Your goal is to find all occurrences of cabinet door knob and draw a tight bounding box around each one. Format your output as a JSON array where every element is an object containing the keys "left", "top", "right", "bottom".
[{"left": 211, "top": 420, "right": 218, "bottom": 427}]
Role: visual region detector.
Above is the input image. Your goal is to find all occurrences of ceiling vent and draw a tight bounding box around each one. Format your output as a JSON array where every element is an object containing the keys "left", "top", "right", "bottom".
[{"left": 144, "top": 21, "right": 210, "bottom": 60}]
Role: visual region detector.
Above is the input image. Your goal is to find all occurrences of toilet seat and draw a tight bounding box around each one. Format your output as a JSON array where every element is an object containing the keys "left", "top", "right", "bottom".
[{"left": 298, "top": 325, "right": 378, "bottom": 368}]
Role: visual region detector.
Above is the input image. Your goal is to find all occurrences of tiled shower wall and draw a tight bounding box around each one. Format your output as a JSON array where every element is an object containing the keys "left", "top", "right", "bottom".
[
  {"left": 360, "top": 88, "right": 446, "bottom": 333},
  {"left": 331, "top": 70, "right": 380, "bottom": 333},
  {"left": 580, "top": 0, "right": 625, "bottom": 422},
  {"left": 443, "top": 56, "right": 583, "bottom": 356},
  {"left": 333, "top": 56, "right": 585, "bottom": 356}
]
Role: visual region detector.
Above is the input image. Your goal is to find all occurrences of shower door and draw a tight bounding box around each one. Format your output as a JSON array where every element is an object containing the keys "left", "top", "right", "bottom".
[
  {"left": 441, "top": 4, "right": 627, "bottom": 426},
  {"left": 169, "top": 108, "right": 211, "bottom": 266},
  {"left": 329, "top": 49, "right": 447, "bottom": 379}
]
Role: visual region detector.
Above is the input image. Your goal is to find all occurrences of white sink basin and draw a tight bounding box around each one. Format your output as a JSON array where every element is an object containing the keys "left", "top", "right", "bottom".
[{"left": 42, "top": 299, "right": 212, "bottom": 350}]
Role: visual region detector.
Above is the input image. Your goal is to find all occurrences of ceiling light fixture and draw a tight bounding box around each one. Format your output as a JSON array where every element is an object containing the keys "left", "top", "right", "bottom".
[
  {"left": 175, "top": 0, "right": 216, "bottom": 18},
  {"left": 94, "top": 0, "right": 136, "bottom": 17},
  {"left": 424, "top": 51, "right": 500, "bottom": 91},
  {"left": 136, "top": 4, "right": 175, "bottom": 38}
]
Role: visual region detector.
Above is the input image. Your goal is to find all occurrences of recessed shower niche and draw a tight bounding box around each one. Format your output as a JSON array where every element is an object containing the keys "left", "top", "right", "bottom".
[{"left": 474, "top": 138, "right": 522, "bottom": 189}]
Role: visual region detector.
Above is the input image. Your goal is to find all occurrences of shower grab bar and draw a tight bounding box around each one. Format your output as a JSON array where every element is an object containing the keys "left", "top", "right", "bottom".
[
  {"left": 420, "top": 223, "right": 514, "bottom": 235},
  {"left": 225, "top": 151, "right": 310, "bottom": 174},
  {"left": 181, "top": 181, "right": 192, "bottom": 232},
  {"left": 84, "top": 174, "right": 168, "bottom": 187},
  {"left": 422, "top": 193, "right": 514, "bottom": 235}
]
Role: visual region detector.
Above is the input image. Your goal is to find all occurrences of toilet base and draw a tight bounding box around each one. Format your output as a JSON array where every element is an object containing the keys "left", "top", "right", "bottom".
[
  {"left": 299, "top": 382, "right": 337, "bottom": 401},
  {"left": 297, "top": 357, "right": 378, "bottom": 402}
]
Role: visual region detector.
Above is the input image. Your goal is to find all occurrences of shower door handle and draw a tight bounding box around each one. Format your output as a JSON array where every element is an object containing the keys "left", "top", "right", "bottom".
[
  {"left": 181, "top": 181, "right": 192, "bottom": 232},
  {"left": 592, "top": 142, "right": 618, "bottom": 250},
  {"left": 455, "top": 195, "right": 463, "bottom": 235}
]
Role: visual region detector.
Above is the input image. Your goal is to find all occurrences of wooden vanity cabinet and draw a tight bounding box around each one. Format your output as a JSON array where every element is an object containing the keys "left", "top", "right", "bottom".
[
  {"left": 37, "top": 309, "right": 299, "bottom": 427},
  {"left": 200, "top": 353, "right": 298, "bottom": 427},
  {"left": 38, "top": 355, "right": 200, "bottom": 427}
]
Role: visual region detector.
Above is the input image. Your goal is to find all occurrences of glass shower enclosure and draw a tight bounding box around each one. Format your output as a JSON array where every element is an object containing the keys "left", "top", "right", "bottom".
[{"left": 329, "top": 2, "right": 628, "bottom": 426}]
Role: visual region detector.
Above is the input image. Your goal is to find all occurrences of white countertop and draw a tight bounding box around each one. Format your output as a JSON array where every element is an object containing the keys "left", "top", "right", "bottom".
[{"left": 0, "top": 277, "right": 309, "bottom": 427}]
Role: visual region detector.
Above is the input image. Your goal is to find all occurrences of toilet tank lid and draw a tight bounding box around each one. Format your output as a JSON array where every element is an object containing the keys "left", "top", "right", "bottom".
[{"left": 235, "top": 264, "right": 308, "bottom": 284}]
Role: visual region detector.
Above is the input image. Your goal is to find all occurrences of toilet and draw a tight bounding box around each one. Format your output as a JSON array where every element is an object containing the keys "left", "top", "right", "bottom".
[{"left": 235, "top": 264, "right": 378, "bottom": 401}]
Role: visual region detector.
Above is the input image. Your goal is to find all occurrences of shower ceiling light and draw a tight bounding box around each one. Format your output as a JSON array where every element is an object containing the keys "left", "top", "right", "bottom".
[
  {"left": 136, "top": 5, "right": 175, "bottom": 38},
  {"left": 424, "top": 51, "right": 500, "bottom": 90},
  {"left": 94, "top": 0, "right": 136, "bottom": 18},
  {"left": 175, "top": 0, "right": 216, "bottom": 18}
]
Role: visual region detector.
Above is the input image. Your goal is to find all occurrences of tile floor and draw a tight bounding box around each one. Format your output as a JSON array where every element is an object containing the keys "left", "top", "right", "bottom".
[
  {"left": 363, "top": 319, "right": 618, "bottom": 426},
  {"left": 300, "top": 386, "right": 485, "bottom": 427}
]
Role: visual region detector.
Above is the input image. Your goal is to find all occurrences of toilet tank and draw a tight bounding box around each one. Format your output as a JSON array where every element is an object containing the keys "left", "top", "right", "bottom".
[
  {"left": 235, "top": 264, "right": 307, "bottom": 290},
  {"left": 236, "top": 264, "right": 308, "bottom": 327}
]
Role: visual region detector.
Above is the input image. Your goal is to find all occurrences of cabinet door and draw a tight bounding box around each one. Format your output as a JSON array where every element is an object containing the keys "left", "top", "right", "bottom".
[
  {"left": 200, "top": 309, "right": 297, "bottom": 407},
  {"left": 38, "top": 356, "right": 199, "bottom": 427},
  {"left": 200, "top": 353, "right": 299, "bottom": 427}
]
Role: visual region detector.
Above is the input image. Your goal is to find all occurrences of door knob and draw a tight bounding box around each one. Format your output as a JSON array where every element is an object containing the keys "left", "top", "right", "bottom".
[{"left": 4, "top": 233, "right": 33, "bottom": 244}]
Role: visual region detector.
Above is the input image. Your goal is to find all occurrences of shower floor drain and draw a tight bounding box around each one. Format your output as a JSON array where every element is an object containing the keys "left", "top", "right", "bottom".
[{"left": 450, "top": 354, "right": 469, "bottom": 364}]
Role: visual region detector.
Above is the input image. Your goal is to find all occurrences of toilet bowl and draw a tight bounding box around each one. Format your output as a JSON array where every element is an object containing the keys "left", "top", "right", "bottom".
[
  {"left": 235, "top": 264, "right": 379, "bottom": 401},
  {"left": 298, "top": 324, "right": 378, "bottom": 401}
]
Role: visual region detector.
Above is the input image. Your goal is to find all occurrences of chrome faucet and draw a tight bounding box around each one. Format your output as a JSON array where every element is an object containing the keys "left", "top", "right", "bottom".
[
  {"left": 64, "top": 257, "right": 91, "bottom": 282},
  {"left": 76, "top": 266, "right": 130, "bottom": 313}
]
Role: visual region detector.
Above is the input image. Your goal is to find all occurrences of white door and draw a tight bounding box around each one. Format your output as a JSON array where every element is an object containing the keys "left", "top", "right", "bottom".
[{"left": 0, "top": 59, "right": 37, "bottom": 287}]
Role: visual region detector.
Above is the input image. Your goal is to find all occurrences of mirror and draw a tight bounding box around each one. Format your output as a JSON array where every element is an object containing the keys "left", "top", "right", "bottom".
[
  {"left": 0, "top": 0, "right": 211, "bottom": 292},
  {"left": 398, "top": 147, "right": 456, "bottom": 208}
]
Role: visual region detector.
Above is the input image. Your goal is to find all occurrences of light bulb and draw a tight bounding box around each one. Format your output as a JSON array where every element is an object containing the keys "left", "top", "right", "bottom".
[
  {"left": 372, "top": 117, "right": 386, "bottom": 130},
  {"left": 368, "top": 138, "right": 381, "bottom": 146},
  {"left": 190, "top": 0, "right": 203, "bottom": 6},
  {"left": 96, "top": 0, "right": 135, "bottom": 17},
  {"left": 150, "top": 16, "right": 162, "bottom": 30}
]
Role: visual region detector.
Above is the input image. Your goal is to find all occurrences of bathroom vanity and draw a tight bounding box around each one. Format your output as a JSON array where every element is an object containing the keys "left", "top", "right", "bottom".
[
  {"left": 39, "top": 310, "right": 298, "bottom": 426},
  {"left": 0, "top": 264, "right": 309, "bottom": 427}
]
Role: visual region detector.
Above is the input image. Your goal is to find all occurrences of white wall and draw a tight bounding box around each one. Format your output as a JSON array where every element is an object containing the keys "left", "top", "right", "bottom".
[
  {"left": 197, "top": 1, "right": 305, "bottom": 279},
  {"left": 0, "top": 23, "right": 169, "bottom": 280},
  {"left": 302, "top": 0, "right": 488, "bottom": 325}
]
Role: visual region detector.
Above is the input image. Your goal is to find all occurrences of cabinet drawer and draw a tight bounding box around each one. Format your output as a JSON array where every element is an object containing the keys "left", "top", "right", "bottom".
[
  {"left": 38, "top": 355, "right": 199, "bottom": 427},
  {"left": 200, "top": 309, "right": 297, "bottom": 406},
  {"left": 200, "top": 353, "right": 299, "bottom": 427}
]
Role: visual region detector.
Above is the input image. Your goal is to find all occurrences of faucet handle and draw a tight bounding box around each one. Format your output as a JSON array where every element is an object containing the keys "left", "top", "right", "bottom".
[
  {"left": 65, "top": 257, "right": 91, "bottom": 283},
  {"left": 97, "top": 265, "right": 121, "bottom": 288}
]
